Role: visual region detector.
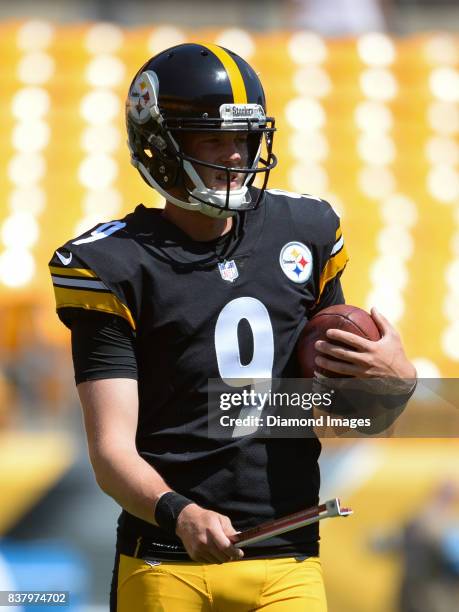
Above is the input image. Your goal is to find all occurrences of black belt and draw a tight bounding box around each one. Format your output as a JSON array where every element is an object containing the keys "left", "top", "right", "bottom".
[
  {"left": 117, "top": 531, "right": 320, "bottom": 562},
  {"left": 118, "top": 532, "right": 190, "bottom": 561}
]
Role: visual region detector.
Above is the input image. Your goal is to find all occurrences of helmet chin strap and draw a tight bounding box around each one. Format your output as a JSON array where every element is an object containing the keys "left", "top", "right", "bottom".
[
  {"left": 183, "top": 158, "right": 252, "bottom": 214},
  {"left": 133, "top": 157, "right": 237, "bottom": 218}
]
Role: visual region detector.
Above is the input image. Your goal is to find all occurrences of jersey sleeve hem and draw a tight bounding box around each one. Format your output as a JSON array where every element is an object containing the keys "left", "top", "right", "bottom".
[
  {"left": 75, "top": 371, "right": 138, "bottom": 385},
  {"left": 49, "top": 262, "right": 136, "bottom": 330},
  {"left": 54, "top": 297, "right": 135, "bottom": 331}
]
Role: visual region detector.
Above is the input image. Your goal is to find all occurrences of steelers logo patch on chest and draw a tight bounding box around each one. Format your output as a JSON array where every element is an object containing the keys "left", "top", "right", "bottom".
[{"left": 279, "top": 241, "right": 313, "bottom": 283}]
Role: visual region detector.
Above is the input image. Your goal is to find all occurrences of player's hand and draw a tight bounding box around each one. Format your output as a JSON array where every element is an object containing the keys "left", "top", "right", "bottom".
[
  {"left": 314, "top": 307, "right": 417, "bottom": 379},
  {"left": 175, "top": 503, "right": 244, "bottom": 563}
]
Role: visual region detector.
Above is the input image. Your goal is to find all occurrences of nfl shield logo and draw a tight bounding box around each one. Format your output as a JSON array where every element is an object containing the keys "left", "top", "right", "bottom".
[{"left": 218, "top": 259, "right": 239, "bottom": 283}]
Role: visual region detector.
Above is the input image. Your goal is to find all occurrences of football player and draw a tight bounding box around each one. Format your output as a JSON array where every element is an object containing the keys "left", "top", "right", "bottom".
[{"left": 49, "top": 43, "right": 416, "bottom": 611}]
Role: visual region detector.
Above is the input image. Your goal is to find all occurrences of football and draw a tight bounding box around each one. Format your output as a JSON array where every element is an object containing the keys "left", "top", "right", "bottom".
[{"left": 297, "top": 304, "right": 381, "bottom": 378}]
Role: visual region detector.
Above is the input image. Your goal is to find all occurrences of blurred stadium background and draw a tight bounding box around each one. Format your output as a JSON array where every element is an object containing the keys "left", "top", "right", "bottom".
[{"left": 0, "top": 0, "right": 458, "bottom": 610}]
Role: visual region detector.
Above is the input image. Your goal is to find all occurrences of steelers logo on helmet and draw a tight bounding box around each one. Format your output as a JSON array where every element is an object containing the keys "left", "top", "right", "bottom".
[
  {"left": 279, "top": 242, "right": 313, "bottom": 284},
  {"left": 127, "top": 70, "right": 160, "bottom": 124}
]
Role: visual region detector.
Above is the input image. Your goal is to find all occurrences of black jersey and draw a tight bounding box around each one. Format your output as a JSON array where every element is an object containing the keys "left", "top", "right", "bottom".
[{"left": 49, "top": 188, "right": 348, "bottom": 559}]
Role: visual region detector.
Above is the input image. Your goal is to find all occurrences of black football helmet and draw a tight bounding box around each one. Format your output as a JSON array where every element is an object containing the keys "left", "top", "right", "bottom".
[{"left": 126, "top": 42, "right": 277, "bottom": 218}]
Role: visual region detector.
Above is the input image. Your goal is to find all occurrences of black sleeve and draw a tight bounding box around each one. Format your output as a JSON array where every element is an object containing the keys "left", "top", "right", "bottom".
[{"left": 71, "top": 311, "right": 138, "bottom": 385}]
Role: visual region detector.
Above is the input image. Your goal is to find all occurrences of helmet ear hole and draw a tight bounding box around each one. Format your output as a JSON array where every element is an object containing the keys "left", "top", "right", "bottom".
[
  {"left": 150, "top": 155, "right": 179, "bottom": 188},
  {"left": 137, "top": 132, "right": 180, "bottom": 188}
]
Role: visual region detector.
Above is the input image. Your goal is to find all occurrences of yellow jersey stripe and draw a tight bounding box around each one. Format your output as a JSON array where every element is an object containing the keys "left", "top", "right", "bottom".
[
  {"left": 53, "top": 286, "right": 136, "bottom": 330},
  {"left": 200, "top": 43, "right": 247, "bottom": 104},
  {"left": 317, "top": 246, "right": 349, "bottom": 303},
  {"left": 49, "top": 265, "right": 98, "bottom": 279}
]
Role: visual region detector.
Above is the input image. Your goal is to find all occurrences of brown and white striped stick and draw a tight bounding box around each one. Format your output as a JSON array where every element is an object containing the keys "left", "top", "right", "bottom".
[{"left": 230, "top": 498, "right": 353, "bottom": 547}]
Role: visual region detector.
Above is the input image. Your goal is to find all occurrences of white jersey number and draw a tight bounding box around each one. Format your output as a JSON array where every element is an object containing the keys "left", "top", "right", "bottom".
[
  {"left": 214, "top": 297, "right": 274, "bottom": 436},
  {"left": 72, "top": 221, "right": 126, "bottom": 246}
]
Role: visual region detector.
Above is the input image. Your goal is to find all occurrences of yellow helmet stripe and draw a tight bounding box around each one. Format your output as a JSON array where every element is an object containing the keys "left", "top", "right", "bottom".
[{"left": 199, "top": 43, "right": 248, "bottom": 104}]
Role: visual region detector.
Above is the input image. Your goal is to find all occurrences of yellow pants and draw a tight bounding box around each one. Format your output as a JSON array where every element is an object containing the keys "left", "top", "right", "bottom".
[{"left": 116, "top": 554, "right": 327, "bottom": 611}]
